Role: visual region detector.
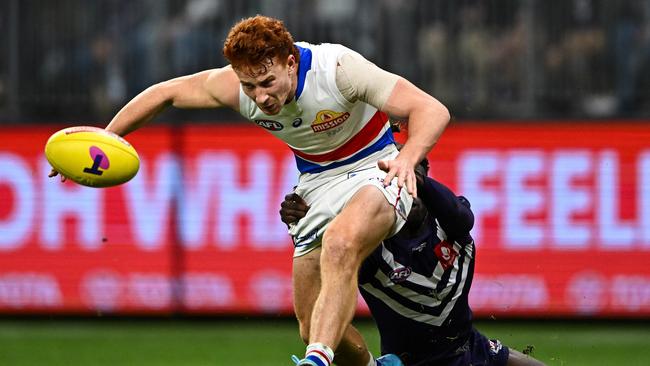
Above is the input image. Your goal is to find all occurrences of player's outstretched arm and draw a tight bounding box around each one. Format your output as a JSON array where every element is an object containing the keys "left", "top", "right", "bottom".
[
  {"left": 106, "top": 66, "right": 240, "bottom": 137},
  {"left": 49, "top": 66, "right": 240, "bottom": 180}
]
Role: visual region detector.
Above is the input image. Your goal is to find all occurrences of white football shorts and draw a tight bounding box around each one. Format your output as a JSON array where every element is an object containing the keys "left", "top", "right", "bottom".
[{"left": 289, "top": 144, "right": 413, "bottom": 257}]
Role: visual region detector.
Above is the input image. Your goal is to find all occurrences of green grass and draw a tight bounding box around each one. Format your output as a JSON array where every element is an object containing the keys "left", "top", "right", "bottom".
[{"left": 0, "top": 318, "right": 647, "bottom": 365}]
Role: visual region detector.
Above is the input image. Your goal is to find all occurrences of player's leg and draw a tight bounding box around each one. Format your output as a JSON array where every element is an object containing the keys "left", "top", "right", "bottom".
[
  {"left": 334, "top": 327, "right": 374, "bottom": 366},
  {"left": 293, "top": 247, "right": 373, "bottom": 366},
  {"left": 465, "top": 328, "right": 546, "bottom": 366},
  {"left": 293, "top": 248, "right": 321, "bottom": 346},
  {"left": 308, "top": 185, "right": 396, "bottom": 351},
  {"left": 506, "top": 349, "right": 545, "bottom": 366}
]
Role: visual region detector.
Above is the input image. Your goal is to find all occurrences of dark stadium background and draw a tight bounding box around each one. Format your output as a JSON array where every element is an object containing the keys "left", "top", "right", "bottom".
[{"left": 1, "top": 1, "right": 650, "bottom": 365}]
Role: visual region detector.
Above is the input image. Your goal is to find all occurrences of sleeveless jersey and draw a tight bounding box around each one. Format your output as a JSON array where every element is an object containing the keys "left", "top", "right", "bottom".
[{"left": 238, "top": 42, "right": 394, "bottom": 174}]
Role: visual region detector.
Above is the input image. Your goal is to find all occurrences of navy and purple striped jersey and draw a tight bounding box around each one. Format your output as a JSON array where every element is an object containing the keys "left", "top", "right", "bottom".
[{"left": 358, "top": 177, "right": 476, "bottom": 362}]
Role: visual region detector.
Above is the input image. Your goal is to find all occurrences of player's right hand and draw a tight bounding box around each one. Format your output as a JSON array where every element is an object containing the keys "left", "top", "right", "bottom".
[
  {"left": 279, "top": 193, "right": 310, "bottom": 225},
  {"left": 48, "top": 167, "right": 67, "bottom": 182},
  {"left": 378, "top": 157, "right": 417, "bottom": 198}
]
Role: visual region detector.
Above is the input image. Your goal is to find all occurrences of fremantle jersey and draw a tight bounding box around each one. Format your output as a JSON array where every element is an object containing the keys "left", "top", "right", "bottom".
[
  {"left": 358, "top": 177, "right": 476, "bottom": 362},
  {"left": 238, "top": 42, "right": 394, "bottom": 174}
]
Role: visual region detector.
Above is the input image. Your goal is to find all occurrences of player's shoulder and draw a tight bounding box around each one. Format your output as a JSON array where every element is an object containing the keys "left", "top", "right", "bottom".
[
  {"left": 420, "top": 175, "right": 441, "bottom": 193},
  {"left": 205, "top": 65, "right": 238, "bottom": 85},
  {"left": 419, "top": 177, "right": 460, "bottom": 211},
  {"left": 204, "top": 65, "right": 240, "bottom": 110}
]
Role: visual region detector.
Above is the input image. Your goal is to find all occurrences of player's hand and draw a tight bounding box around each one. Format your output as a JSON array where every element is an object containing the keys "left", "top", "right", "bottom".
[
  {"left": 279, "top": 193, "right": 310, "bottom": 225},
  {"left": 378, "top": 158, "right": 417, "bottom": 198},
  {"left": 48, "top": 167, "right": 67, "bottom": 182}
]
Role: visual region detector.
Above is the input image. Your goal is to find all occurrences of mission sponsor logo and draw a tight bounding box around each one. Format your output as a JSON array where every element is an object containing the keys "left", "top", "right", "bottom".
[
  {"left": 311, "top": 110, "right": 350, "bottom": 132},
  {"left": 254, "top": 119, "right": 284, "bottom": 131}
]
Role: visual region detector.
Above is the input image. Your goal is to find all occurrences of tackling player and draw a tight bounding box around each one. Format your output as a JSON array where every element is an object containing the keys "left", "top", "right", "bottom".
[
  {"left": 49, "top": 15, "right": 450, "bottom": 366},
  {"left": 280, "top": 154, "right": 546, "bottom": 366}
]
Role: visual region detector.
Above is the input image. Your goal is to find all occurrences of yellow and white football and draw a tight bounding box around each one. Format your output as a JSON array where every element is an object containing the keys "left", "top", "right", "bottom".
[{"left": 45, "top": 126, "right": 140, "bottom": 187}]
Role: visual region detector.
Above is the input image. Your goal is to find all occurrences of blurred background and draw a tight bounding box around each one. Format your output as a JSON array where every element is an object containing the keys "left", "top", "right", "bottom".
[
  {"left": 1, "top": 1, "right": 650, "bottom": 365},
  {"left": 3, "top": 0, "right": 650, "bottom": 123}
]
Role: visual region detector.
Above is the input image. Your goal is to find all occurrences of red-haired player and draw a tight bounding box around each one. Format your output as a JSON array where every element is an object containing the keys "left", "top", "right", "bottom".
[{"left": 50, "top": 15, "right": 450, "bottom": 366}]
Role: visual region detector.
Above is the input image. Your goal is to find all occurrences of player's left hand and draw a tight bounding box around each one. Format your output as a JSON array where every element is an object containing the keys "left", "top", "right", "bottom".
[
  {"left": 378, "top": 158, "right": 417, "bottom": 198},
  {"left": 279, "top": 193, "right": 310, "bottom": 225}
]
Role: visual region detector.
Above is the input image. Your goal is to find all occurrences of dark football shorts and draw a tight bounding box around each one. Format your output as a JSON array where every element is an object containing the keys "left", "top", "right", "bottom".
[{"left": 403, "top": 328, "right": 509, "bottom": 366}]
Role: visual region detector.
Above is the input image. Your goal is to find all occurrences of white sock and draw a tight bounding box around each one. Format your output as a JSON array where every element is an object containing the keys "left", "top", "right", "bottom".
[
  {"left": 304, "top": 343, "right": 335, "bottom": 366},
  {"left": 366, "top": 351, "right": 376, "bottom": 366}
]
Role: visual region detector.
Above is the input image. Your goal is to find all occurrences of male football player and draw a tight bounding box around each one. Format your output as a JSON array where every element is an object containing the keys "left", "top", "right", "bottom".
[
  {"left": 280, "top": 154, "right": 545, "bottom": 366},
  {"left": 50, "top": 15, "right": 450, "bottom": 366}
]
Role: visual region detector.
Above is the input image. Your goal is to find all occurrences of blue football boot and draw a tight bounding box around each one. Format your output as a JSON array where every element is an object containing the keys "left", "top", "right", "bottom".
[
  {"left": 376, "top": 353, "right": 404, "bottom": 366},
  {"left": 291, "top": 355, "right": 320, "bottom": 366}
]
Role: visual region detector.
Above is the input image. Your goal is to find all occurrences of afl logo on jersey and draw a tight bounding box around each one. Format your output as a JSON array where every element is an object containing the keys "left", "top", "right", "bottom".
[
  {"left": 311, "top": 110, "right": 350, "bottom": 132},
  {"left": 389, "top": 266, "right": 412, "bottom": 283},
  {"left": 255, "top": 119, "right": 284, "bottom": 131}
]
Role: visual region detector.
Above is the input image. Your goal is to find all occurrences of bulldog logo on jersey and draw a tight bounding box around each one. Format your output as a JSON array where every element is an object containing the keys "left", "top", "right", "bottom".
[{"left": 311, "top": 110, "right": 350, "bottom": 132}]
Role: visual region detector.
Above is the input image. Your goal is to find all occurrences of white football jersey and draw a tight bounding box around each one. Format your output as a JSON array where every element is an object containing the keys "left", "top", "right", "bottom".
[{"left": 238, "top": 42, "right": 394, "bottom": 174}]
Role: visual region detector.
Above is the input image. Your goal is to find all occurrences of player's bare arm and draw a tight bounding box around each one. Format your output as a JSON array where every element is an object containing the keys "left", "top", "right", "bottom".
[
  {"left": 336, "top": 52, "right": 450, "bottom": 197},
  {"left": 49, "top": 67, "right": 240, "bottom": 180},
  {"left": 106, "top": 66, "right": 240, "bottom": 137},
  {"left": 379, "top": 78, "right": 450, "bottom": 197}
]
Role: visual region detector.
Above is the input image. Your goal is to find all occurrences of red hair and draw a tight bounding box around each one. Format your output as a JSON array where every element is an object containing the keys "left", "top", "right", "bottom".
[{"left": 223, "top": 15, "right": 299, "bottom": 75}]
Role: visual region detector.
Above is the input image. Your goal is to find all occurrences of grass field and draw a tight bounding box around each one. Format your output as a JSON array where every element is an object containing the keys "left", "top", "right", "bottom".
[{"left": 0, "top": 318, "right": 647, "bottom": 366}]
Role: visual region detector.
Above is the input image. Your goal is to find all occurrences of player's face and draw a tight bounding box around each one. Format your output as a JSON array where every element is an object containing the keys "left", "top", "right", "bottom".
[{"left": 235, "top": 55, "right": 297, "bottom": 115}]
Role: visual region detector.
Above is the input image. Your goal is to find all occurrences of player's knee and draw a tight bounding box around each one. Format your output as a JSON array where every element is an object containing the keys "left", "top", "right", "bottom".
[
  {"left": 345, "top": 341, "right": 369, "bottom": 357},
  {"left": 321, "top": 232, "right": 361, "bottom": 268},
  {"left": 507, "top": 349, "right": 546, "bottom": 366},
  {"left": 334, "top": 327, "right": 372, "bottom": 365}
]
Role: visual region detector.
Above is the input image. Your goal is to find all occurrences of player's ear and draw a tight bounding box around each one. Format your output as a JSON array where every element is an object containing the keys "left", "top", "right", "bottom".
[{"left": 286, "top": 54, "right": 296, "bottom": 74}]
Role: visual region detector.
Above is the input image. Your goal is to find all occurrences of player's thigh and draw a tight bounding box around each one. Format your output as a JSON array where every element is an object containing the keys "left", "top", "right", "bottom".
[
  {"left": 323, "top": 185, "right": 396, "bottom": 261},
  {"left": 292, "top": 247, "right": 322, "bottom": 328}
]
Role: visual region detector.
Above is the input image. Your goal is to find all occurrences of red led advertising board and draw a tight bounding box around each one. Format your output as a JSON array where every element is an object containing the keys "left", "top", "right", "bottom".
[{"left": 1, "top": 123, "right": 649, "bottom": 317}]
